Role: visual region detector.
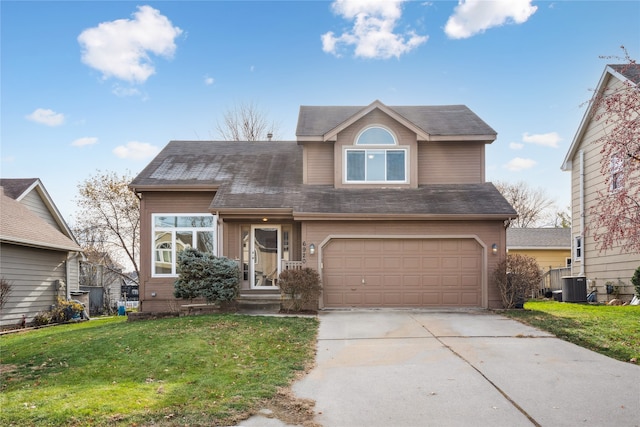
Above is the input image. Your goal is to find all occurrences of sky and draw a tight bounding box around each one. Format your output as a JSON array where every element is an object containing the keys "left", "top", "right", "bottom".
[{"left": 1, "top": 0, "right": 639, "bottom": 225}]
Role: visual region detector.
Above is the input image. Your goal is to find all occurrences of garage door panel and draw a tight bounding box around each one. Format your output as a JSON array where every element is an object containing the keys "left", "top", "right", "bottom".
[
  {"left": 403, "top": 275, "right": 421, "bottom": 287},
  {"left": 403, "top": 256, "right": 421, "bottom": 269},
  {"left": 422, "top": 275, "right": 441, "bottom": 287},
  {"left": 323, "top": 238, "right": 482, "bottom": 308},
  {"left": 461, "top": 292, "right": 480, "bottom": 305},
  {"left": 383, "top": 256, "right": 403, "bottom": 269},
  {"left": 441, "top": 257, "right": 460, "bottom": 269},
  {"left": 364, "top": 256, "right": 383, "bottom": 269},
  {"left": 422, "top": 257, "right": 440, "bottom": 269},
  {"left": 363, "top": 293, "right": 382, "bottom": 304}
]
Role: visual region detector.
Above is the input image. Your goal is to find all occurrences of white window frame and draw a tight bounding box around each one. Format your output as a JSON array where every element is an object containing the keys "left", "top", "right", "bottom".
[
  {"left": 610, "top": 154, "right": 624, "bottom": 192},
  {"left": 344, "top": 125, "right": 408, "bottom": 184},
  {"left": 152, "top": 213, "right": 217, "bottom": 277},
  {"left": 574, "top": 236, "right": 582, "bottom": 261}
]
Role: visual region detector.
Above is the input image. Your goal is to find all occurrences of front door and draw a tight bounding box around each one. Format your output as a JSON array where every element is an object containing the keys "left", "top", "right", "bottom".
[{"left": 250, "top": 225, "right": 281, "bottom": 288}]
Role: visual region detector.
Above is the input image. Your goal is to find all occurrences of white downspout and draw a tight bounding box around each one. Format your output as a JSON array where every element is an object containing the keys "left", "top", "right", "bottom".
[{"left": 579, "top": 150, "right": 585, "bottom": 276}]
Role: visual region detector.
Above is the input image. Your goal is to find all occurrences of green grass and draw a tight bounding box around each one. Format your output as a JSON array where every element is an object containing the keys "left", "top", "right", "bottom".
[
  {"left": 502, "top": 300, "right": 640, "bottom": 363},
  {"left": 0, "top": 314, "right": 318, "bottom": 426}
]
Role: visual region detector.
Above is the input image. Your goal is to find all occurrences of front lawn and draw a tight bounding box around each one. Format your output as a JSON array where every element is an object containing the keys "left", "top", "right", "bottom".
[
  {"left": 0, "top": 314, "right": 318, "bottom": 426},
  {"left": 502, "top": 300, "right": 639, "bottom": 363}
]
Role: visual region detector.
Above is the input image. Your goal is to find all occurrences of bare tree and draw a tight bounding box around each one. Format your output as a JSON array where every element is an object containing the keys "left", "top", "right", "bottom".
[
  {"left": 494, "top": 181, "right": 555, "bottom": 228},
  {"left": 215, "top": 100, "right": 280, "bottom": 141},
  {"left": 588, "top": 49, "right": 640, "bottom": 253},
  {"left": 74, "top": 171, "right": 140, "bottom": 284}
]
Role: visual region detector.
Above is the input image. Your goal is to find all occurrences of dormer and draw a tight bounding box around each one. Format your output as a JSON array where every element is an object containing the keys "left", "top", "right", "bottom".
[{"left": 296, "top": 100, "right": 497, "bottom": 188}]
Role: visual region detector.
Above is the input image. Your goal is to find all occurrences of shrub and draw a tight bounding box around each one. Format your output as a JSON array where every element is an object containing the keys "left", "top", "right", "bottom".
[
  {"left": 0, "top": 277, "right": 12, "bottom": 310},
  {"left": 632, "top": 266, "right": 640, "bottom": 298},
  {"left": 493, "top": 254, "right": 542, "bottom": 309},
  {"left": 32, "top": 311, "right": 52, "bottom": 326},
  {"left": 51, "top": 297, "right": 85, "bottom": 323},
  {"left": 278, "top": 268, "right": 322, "bottom": 312},
  {"left": 174, "top": 248, "right": 240, "bottom": 304}
]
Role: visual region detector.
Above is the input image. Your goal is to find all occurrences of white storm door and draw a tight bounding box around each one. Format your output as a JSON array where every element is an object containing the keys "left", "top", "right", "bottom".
[{"left": 250, "top": 225, "right": 281, "bottom": 288}]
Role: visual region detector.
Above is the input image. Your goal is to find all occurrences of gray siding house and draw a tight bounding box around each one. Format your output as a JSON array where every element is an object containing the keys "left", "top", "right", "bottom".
[{"left": 0, "top": 179, "right": 83, "bottom": 327}]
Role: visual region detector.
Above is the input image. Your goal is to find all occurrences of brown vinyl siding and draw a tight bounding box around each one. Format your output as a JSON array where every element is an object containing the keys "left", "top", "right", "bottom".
[
  {"left": 138, "top": 191, "right": 216, "bottom": 312},
  {"left": 334, "top": 109, "right": 418, "bottom": 189},
  {"left": 303, "top": 143, "right": 334, "bottom": 185},
  {"left": 419, "top": 142, "right": 484, "bottom": 184}
]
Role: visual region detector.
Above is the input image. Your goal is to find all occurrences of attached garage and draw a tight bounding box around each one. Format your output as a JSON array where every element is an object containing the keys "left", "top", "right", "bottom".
[{"left": 322, "top": 238, "right": 484, "bottom": 308}]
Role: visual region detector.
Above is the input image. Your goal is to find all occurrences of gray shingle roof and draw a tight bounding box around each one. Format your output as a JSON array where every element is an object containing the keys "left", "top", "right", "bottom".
[
  {"left": 0, "top": 190, "right": 81, "bottom": 251},
  {"left": 507, "top": 228, "right": 571, "bottom": 248},
  {"left": 610, "top": 63, "right": 640, "bottom": 85},
  {"left": 131, "top": 141, "right": 516, "bottom": 218},
  {"left": 0, "top": 178, "right": 38, "bottom": 199},
  {"left": 130, "top": 141, "right": 301, "bottom": 189},
  {"left": 296, "top": 104, "right": 497, "bottom": 137}
]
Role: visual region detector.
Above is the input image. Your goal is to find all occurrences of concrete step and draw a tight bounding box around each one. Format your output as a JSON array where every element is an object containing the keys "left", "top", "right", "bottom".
[{"left": 236, "top": 294, "right": 282, "bottom": 314}]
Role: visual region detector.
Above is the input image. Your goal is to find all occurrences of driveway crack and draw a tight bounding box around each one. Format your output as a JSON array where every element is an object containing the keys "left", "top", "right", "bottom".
[{"left": 411, "top": 315, "right": 541, "bottom": 427}]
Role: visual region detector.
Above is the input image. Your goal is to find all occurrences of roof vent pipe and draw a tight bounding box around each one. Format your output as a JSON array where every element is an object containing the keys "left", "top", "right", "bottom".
[{"left": 267, "top": 132, "right": 273, "bottom": 141}]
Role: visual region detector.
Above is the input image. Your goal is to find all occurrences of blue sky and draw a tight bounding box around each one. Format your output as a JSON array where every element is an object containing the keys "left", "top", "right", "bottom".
[{"left": 2, "top": 0, "right": 639, "bottom": 224}]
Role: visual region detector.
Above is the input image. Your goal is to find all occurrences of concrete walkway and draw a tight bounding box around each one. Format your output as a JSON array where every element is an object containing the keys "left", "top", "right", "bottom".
[{"left": 288, "top": 309, "right": 639, "bottom": 427}]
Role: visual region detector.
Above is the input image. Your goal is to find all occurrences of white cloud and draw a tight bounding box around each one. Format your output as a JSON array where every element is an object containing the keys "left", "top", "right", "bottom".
[
  {"left": 504, "top": 157, "right": 537, "bottom": 171},
  {"left": 204, "top": 75, "right": 214, "bottom": 86},
  {"left": 26, "top": 108, "right": 65, "bottom": 126},
  {"left": 444, "top": 0, "right": 537, "bottom": 39},
  {"left": 113, "top": 141, "right": 160, "bottom": 160},
  {"left": 78, "top": 5, "right": 183, "bottom": 83},
  {"left": 509, "top": 142, "right": 524, "bottom": 150},
  {"left": 112, "top": 84, "right": 142, "bottom": 98},
  {"left": 322, "top": 0, "right": 428, "bottom": 59},
  {"left": 522, "top": 132, "right": 561, "bottom": 148},
  {"left": 71, "top": 137, "right": 98, "bottom": 147}
]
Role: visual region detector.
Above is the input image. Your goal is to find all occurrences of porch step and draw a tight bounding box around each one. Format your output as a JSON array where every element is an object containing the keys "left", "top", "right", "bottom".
[{"left": 236, "top": 293, "right": 282, "bottom": 314}]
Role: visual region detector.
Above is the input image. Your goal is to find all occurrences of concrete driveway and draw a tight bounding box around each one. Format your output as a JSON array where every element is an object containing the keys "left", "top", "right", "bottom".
[{"left": 292, "top": 309, "right": 639, "bottom": 427}]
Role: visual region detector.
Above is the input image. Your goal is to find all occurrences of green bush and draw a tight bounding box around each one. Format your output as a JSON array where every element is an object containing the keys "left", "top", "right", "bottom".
[
  {"left": 632, "top": 266, "right": 640, "bottom": 298},
  {"left": 278, "top": 268, "right": 322, "bottom": 312},
  {"left": 493, "top": 254, "right": 542, "bottom": 309},
  {"left": 174, "top": 248, "right": 240, "bottom": 303}
]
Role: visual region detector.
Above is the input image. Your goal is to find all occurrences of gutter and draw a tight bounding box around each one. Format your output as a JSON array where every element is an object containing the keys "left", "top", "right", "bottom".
[{"left": 579, "top": 150, "right": 585, "bottom": 276}]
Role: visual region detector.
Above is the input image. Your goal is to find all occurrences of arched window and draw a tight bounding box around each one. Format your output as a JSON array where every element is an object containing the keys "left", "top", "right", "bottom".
[
  {"left": 356, "top": 127, "right": 396, "bottom": 145},
  {"left": 346, "top": 126, "right": 406, "bottom": 183}
]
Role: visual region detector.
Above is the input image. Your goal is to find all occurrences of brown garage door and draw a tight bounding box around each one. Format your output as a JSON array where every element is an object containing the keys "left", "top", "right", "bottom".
[{"left": 323, "top": 238, "right": 482, "bottom": 307}]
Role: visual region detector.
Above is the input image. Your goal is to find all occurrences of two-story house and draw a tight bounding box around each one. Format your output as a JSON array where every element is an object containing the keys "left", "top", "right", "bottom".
[
  {"left": 130, "top": 100, "right": 517, "bottom": 311},
  {"left": 561, "top": 64, "right": 640, "bottom": 302}
]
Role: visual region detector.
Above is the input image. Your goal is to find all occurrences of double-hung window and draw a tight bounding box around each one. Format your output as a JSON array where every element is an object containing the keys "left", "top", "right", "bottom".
[
  {"left": 345, "top": 126, "right": 407, "bottom": 183},
  {"left": 152, "top": 214, "right": 216, "bottom": 276}
]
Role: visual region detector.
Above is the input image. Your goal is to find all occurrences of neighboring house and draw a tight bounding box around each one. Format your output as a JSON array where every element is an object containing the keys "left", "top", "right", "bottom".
[
  {"left": 507, "top": 228, "right": 571, "bottom": 270},
  {"left": 79, "top": 253, "right": 124, "bottom": 314},
  {"left": 0, "top": 178, "right": 83, "bottom": 327},
  {"left": 561, "top": 64, "right": 640, "bottom": 302},
  {"left": 130, "top": 100, "right": 517, "bottom": 311}
]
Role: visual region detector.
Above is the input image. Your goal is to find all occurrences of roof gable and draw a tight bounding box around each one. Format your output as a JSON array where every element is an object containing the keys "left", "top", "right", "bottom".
[
  {"left": 0, "top": 178, "right": 77, "bottom": 243},
  {"left": 561, "top": 63, "right": 640, "bottom": 171},
  {"left": 296, "top": 100, "right": 497, "bottom": 143},
  {"left": 0, "top": 189, "right": 81, "bottom": 252}
]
